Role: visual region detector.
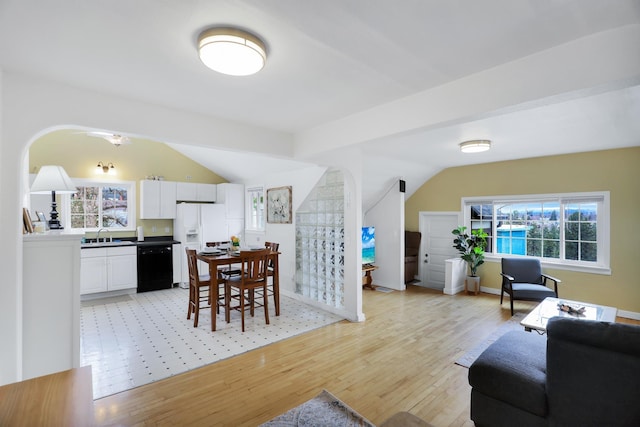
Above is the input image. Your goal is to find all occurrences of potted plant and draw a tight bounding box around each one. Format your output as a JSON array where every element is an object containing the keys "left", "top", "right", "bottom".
[{"left": 452, "top": 226, "right": 488, "bottom": 293}]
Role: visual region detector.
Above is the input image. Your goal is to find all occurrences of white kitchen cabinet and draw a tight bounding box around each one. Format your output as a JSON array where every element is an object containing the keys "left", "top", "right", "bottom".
[
  {"left": 197, "top": 183, "right": 217, "bottom": 202},
  {"left": 176, "top": 182, "right": 216, "bottom": 202},
  {"left": 140, "top": 180, "right": 177, "bottom": 219},
  {"left": 81, "top": 246, "right": 137, "bottom": 295},
  {"left": 217, "top": 183, "right": 244, "bottom": 219},
  {"left": 80, "top": 249, "right": 108, "bottom": 294}
]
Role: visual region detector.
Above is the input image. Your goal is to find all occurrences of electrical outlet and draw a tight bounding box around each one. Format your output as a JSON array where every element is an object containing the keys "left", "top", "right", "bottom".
[
  {"left": 165, "top": 227, "right": 170, "bottom": 233},
  {"left": 151, "top": 226, "right": 157, "bottom": 233},
  {"left": 186, "top": 175, "right": 192, "bottom": 181}
]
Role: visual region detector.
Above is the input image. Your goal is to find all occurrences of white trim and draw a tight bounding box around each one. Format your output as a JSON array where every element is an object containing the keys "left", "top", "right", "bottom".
[{"left": 481, "top": 286, "right": 640, "bottom": 321}]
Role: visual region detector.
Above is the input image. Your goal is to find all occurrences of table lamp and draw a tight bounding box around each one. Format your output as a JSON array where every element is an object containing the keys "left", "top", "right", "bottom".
[{"left": 30, "top": 165, "right": 77, "bottom": 229}]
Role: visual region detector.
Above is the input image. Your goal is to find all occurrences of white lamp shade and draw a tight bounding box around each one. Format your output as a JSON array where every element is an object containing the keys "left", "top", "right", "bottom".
[
  {"left": 198, "top": 27, "right": 266, "bottom": 76},
  {"left": 30, "top": 165, "right": 77, "bottom": 194}
]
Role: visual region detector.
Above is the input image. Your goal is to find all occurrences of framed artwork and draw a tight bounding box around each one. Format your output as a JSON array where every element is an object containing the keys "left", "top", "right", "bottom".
[
  {"left": 267, "top": 186, "right": 292, "bottom": 224},
  {"left": 22, "top": 208, "right": 34, "bottom": 233}
]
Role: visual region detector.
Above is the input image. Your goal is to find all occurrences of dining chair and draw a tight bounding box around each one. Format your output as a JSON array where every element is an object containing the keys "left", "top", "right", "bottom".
[
  {"left": 186, "top": 248, "right": 223, "bottom": 327},
  {"left": 500, "top": 257, "right": 561, "bottom": 315},
  {"left": 223, "top": 249, "right": 270, "bottom": 332},
  {"left": 264, "top": 241, "right": 280, "bottom": 315}
]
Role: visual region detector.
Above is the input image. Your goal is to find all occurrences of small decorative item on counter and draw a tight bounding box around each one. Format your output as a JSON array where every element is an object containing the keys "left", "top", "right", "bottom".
[{"left": 231, "top": 235, "right": 240, "bottom": 247}]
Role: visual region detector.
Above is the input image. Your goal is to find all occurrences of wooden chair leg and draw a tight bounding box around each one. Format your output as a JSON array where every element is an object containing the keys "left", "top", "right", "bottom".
[
  {"left": 240, "top": 288, "right": 246, "bottom": 332},
  {"left": 273, "top": 279, "right": 280, "bottom": 316},
  {"left": 187, "top": 285, "right": 193, "bottom": 319},
  {"left": 263, "top": 283, "right": 270, "bottom": 325},
  {"left": 193, "top": 297, "right": 199, "bottom": 328},
  {"left": 225, "top": 283, "right": 231, "bottom": 323},
  {"left": 510, "top": 297, "right": 514, "bottom": 316}
]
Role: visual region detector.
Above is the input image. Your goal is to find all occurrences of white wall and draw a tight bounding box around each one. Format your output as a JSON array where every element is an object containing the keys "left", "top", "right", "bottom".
[
  {"left": 0, "top": 72, "right": 365, "bottom": 384},
  {"left": 364, "top": 179, "right": 405, "bottom": 290}
]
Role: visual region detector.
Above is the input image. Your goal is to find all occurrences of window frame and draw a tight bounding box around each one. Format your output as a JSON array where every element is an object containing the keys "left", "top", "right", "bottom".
[
  {"left": 462, "top": 191, "right": 610, "bottom": 275},
  {"left": 245, "top": 185, "right": 265, "bottom": 231},
  {"left": 62, "top": 178, "right": 137, "bottom": 232}
]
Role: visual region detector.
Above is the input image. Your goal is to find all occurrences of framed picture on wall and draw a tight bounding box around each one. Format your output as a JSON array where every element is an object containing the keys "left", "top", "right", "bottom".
[
  {"left": 22, "top": 208, "right": 34, "bottom": 233},
  {"left": 266, "top": 186, "right": 292, "bottom": 224}
]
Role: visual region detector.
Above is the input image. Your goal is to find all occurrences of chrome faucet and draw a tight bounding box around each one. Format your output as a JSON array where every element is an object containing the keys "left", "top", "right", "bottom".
[{"left": 96, "top": 228, "right": 109, "bottom": 243}]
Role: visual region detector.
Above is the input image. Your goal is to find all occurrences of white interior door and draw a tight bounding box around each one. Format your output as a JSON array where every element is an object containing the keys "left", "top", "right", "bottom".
[{"left": 419, "top": 212, "right": 460, "bottom": 289}]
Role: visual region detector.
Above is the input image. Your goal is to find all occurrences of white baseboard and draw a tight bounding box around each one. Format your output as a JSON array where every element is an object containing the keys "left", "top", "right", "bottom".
[{"left": 478, "top": 286, "right": 640, "bottom": 321}]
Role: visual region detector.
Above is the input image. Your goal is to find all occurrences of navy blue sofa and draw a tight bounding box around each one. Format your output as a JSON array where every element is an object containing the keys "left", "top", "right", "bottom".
[{"left": 468, "top": 317, "right": 640, "bottom": 427}]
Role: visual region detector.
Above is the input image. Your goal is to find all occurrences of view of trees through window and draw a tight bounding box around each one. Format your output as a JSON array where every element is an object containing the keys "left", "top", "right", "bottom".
[
  {"left": 69, "top": 183, "right": 130, "bottom": 230},
  {"left": 467, "top": 194, "right": 602, "bottom": 264}
]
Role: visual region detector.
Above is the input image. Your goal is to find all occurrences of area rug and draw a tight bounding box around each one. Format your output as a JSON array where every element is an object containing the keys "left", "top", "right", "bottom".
[
  {"left": 455, "top": 312, "right": 527, "bottom": 368},
  {"left": 260, "top": 389, "right": 374, "bottom": 427}
]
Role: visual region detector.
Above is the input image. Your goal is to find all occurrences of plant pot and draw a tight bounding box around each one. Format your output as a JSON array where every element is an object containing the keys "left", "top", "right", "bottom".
[{"left": 464, "top": 275, "right": 480, "bottom": 295}]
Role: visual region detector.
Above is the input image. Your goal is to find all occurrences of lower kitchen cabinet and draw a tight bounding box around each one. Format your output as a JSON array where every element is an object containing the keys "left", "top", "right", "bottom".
[{"left": 81, "top": 246, "right": 137, "bottom": 295}]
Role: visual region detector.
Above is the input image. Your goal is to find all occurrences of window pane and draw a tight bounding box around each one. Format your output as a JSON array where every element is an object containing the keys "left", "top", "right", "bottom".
[
  {"left": 581, "top": 242, "right": 597, "bottom": 262},
  {"left": 469, "top": 194, "right": 603, "bottom": 266}
]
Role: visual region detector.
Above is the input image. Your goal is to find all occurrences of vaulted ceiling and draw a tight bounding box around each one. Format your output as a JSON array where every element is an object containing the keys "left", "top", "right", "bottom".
[{"left": 1, "top": 1, "right": 639, "bottom": 208}]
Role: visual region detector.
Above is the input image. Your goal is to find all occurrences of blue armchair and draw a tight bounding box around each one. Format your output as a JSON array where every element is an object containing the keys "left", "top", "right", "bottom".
[{"left": 500, "top": 258, "right": 561, "bottom": 315}]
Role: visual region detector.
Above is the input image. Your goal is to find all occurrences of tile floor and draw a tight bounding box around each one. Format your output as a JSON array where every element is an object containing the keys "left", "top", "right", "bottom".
[{"left": 80, "top": 287, "right": 342, "bottom": 399}]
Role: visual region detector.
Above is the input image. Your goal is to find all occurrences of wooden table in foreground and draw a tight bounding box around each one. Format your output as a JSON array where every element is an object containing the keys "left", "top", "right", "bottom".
[
  {"left": 0, "top": 366, "right": 94, "bottom": 427},
  {"left": 197, "top": 250, "right": 280, "bottom": 331},
  {"left": 520, "top": 297, "right": 618, "bottom": 333},
  {"left": 362, "top": 264, "right": 378, "bottom": 290}
]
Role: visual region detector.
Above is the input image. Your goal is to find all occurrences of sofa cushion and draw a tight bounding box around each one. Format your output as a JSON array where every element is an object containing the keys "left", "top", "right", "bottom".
[
  {"left": 546, "top": 318, "right": 640, "bottom": 427},
  {"left": 469, "top": 330, "right": 547, "bottom": 417}
]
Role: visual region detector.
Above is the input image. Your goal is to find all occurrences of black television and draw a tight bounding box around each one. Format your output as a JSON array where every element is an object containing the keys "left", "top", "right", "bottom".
[{"left": 362, "top": 226, "right": 375, "bottom": 265}]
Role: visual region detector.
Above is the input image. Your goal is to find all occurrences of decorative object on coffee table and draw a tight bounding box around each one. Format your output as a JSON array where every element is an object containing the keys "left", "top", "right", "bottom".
[{"left": 520, "top": 297, "right": 616, "bottom": 332}]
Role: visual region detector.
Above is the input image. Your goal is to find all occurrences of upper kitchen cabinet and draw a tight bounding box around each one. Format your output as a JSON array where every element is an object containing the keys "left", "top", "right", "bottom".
[
  {"left": 217, "top": 183, "right": 244, "bottom": 219},
  {"left": 140, "top": 180, "right": 177, "bottom": 219},
  {"left": 176, "top": 182, "right": 216, "bottom": 202}
]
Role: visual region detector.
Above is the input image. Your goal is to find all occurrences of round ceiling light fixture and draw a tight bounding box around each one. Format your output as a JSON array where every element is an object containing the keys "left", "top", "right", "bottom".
[
  {"left": 459, "top": 139, "right": 491, "bottom": 153},
  {"left": 198, "top": 27, "right": 267, "bottom": 76}
]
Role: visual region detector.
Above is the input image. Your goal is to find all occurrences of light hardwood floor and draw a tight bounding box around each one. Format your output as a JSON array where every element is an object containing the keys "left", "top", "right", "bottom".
[{"left": 93, "top": 286, "right": 638, "bottom": 426}]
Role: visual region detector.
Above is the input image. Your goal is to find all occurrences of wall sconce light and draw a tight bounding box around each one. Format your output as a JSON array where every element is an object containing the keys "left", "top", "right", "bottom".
[
  {"left": 459, "top": 140, "right": 491, "bottom": 153},
  {"left": 96, "top": 161, "right": 116, "bottom": 175}
]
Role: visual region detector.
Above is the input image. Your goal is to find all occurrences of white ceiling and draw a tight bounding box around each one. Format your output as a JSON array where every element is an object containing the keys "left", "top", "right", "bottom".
[{"left": 1, "top": 1, "right": 639, "bottom": 208}]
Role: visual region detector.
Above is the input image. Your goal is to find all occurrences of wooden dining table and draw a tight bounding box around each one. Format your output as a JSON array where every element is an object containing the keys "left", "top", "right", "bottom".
[{"left": 197, "top": 250, "right": 280, "bottom": 331}]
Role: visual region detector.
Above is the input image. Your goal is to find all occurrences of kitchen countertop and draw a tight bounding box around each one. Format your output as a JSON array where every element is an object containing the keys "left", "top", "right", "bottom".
[{"left": 81, "top": 236, "right": 180, "bottom": 249}]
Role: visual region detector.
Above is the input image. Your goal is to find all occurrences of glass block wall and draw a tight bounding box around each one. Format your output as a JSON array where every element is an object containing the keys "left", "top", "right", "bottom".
[{"left": 295, "top": 169, "right": 345, "bottom": 308}]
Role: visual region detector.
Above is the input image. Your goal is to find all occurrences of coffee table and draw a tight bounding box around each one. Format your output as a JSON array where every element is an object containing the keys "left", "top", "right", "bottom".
[{"left": 520, "top": 297, "right": 617, "bottom": 332}]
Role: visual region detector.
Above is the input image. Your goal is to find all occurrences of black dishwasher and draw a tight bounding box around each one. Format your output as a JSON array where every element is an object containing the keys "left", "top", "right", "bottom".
[{"left": 137, "top": 244, "right": 173, "bottom": 293}]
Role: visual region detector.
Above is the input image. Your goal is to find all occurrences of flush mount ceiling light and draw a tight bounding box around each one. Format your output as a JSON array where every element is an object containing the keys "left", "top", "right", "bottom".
[
  {"left": 198, "top": 27, "right": 267, "bottom": 76},
  {"left": 459, "top": 139, "right": 491, "bottom": 153}
]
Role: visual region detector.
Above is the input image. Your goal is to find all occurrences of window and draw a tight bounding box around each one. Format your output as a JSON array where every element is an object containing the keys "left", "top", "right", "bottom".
[
  {"left": 64, "top": 179, "right": 136, "bottom": 231},
  {"left": 463, "top": 192, "right": 609, "bottom": 273},
  {"left": 246, "top": 186, "right": 265, "bottom": 230}
]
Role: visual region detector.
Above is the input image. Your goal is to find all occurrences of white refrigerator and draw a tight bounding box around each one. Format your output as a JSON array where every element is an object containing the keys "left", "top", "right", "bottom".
[{"left": 174, "top": 202, "right": 228, "bottom": 286}]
